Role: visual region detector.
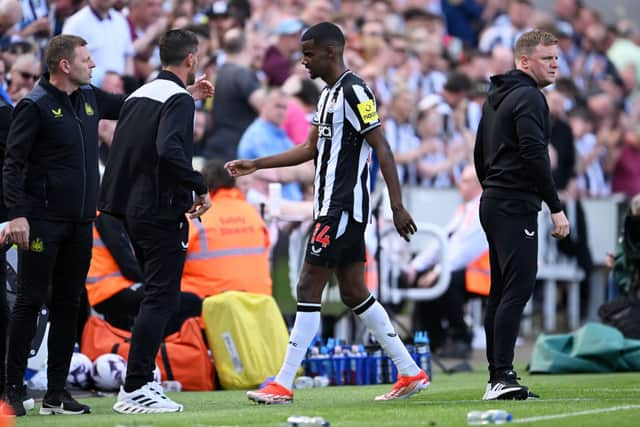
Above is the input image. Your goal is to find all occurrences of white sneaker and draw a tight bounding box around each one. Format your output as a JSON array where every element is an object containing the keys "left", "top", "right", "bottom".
[{"left": 112, "top": 382, "right": 184, "bottom": 414}]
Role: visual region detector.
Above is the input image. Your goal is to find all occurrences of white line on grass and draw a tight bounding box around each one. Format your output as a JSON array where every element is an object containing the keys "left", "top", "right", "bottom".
[
  {"left": 512, "top": 405, "right": 640, "bottom": 423},
  {"left": 410, "top": 397, "right": 637, "bottom": 405}
]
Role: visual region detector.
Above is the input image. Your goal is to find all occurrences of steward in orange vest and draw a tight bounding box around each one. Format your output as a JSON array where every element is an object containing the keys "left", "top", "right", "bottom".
[
  {"left": 86, "top": 212, "right": 201, "bottom": 334},
  {"left": 181, "top": 161, "right": 272, "bottom": 299},
  {"left": 86, "top": 213, "right": 142, "bottom": 307}
]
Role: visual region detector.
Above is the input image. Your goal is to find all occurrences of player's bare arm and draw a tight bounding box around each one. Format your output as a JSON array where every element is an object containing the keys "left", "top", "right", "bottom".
[
  {"left": 366, "top": 127, "right": 417, "bottom": 242},
  {"left": 225, "top": 127, "right": 318, "bottom": 177}
]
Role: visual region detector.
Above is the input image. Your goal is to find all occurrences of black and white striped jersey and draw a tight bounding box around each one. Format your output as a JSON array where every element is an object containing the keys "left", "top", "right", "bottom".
[{"left": 311, "top": 70, "right": 381, "bottom": 223}]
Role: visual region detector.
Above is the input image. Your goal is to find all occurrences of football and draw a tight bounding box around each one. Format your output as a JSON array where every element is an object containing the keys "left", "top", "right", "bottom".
[
  {"left": 91, "top": 353, "right": 127, "bottom": 391},
  {"left": 66, "top": 352, "right": 93, "bottom": 389}
]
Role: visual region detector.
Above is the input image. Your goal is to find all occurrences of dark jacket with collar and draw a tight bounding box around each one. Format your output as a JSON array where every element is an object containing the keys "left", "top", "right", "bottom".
[
  {"left": 474, "top": 69, "right": 562, "bottom": 213},
  {"left": 99, "top": 70, "right": 207, "bottom": 222},
  {"left": 2, "top": 74, "right": 124, "bottom": 222}
]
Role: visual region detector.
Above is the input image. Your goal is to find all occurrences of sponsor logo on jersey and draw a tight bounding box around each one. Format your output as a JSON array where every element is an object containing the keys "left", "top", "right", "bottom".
[{"left": 356, "top": 99, "right": 379, "bottom": 124}]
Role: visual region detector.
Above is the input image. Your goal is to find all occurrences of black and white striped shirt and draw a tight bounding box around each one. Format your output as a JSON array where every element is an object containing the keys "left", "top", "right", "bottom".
[{"left": 311, "top": 70, "right": 381, "bottom": 223}]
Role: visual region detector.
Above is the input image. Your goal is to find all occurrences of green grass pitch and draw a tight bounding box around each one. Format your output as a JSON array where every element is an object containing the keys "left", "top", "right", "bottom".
[{"left": 14, "top": 369, "right": 640, "bottom": 426}]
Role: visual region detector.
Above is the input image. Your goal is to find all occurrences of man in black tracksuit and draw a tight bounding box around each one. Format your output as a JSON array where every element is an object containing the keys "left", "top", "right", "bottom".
[
  {"left": 1, "top": 35, "right": 124, "bottom": 416},
  {"left": 99, "top": 29, "right": 212, "bottom": 414},
  {"left": 474, "top": 29, "right": 570, "bottom": 400}
]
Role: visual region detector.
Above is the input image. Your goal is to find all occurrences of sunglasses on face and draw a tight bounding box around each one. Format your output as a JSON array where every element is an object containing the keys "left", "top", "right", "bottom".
[{"left": 17, "top": 71, "right": 39, "bottom": 81}]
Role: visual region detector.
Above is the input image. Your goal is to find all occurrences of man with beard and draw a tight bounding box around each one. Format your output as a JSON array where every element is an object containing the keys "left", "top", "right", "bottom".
[{"left": 99, "top": 29, "right": 213, "bottom": 414}]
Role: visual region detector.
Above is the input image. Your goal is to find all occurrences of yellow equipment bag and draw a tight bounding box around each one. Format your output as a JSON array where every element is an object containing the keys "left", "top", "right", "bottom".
[{"left": 202, "top": 291, "right": 289, "bottom": 389}]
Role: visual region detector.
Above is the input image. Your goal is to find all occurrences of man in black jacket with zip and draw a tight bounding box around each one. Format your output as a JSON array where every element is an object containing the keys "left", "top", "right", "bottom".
[
  {"left": 0, "top": 34, "right": 124, "bottom": 416},
  {"left": 99, "top": 29, "right": 212, "bottom": 414},
  {"left": 474, "top": 29, "right": 570, "bottom": 400}
]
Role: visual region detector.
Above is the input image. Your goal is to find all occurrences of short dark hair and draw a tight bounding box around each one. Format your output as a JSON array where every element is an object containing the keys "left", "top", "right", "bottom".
[
  {"left": 444, "top": 71, "right": 472, "bottom": 94},
  {"left": 202, "top": 159, "right": 235, "bottom": 192},
  {"left": 45, "top": 35, "right": 87, "bottom": 73},
  {"left": 159, "top": 29, "right": 198, "bottom": 67},
  {"left": 514, "top": 29, "right": 558, "bottom": 57},
  {"left": 301, "top": 22, "right": 345, "bottom": 48},
  {"left": 222, "top": 28, "right": 246, "bottom": 54}
]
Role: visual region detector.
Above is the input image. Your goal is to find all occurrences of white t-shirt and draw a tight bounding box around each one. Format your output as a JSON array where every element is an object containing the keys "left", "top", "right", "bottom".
[{"left": 62, "top": 6, "right": 133, "bottom": 85}]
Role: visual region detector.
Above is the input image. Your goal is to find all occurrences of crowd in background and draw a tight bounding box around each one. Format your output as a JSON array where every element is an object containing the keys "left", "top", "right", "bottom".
[{"left": 0, "top": 0, "right": 638, "bottom": 201}]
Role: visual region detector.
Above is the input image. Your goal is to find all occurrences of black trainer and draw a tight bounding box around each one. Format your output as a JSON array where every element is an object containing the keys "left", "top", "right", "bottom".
[
  {"left": 40, "top": 389, "right": 91, "bottom": 415},
  {"left": 5, "top": 384, "right": 28, "bottom": 417},
  {"left": 482, "top": 370, "right": 529, "bottom": 400}
]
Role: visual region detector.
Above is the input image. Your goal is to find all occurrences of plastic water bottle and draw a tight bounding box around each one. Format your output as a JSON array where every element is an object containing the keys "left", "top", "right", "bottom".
[
  {"left": 414, "top": 331, "right": 432, "bottom": 380},
  {"left": 369, "top": 349, "right": 383, "bottom": 384},
  {"left": 467, "top": 410, "right": 513, "bottom": 425},
  {"left": 333, "top": 346, "right": 348, "bottom": 385},
  {"left": 287, "top": 415, "right": 330, "bottom": 426}
]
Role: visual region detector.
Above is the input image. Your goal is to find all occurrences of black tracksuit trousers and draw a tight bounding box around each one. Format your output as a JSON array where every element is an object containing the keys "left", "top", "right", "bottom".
[
  {"left": 6, "top": 220, "right": 92, "bottom": 392},
  {"left": 123, "top": 217, "right": 188, "bottom": 392},
  {"left": 0, "top": 251, "right": 7, "bottom": 396},
  {"left": 479, "top": 196, "right": 538, "bottom": 377}
]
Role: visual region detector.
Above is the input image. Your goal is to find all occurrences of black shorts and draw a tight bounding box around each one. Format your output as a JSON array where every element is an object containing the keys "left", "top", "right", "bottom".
[{"left": 304, "top": 211, "right": 366, "bottom": 268}]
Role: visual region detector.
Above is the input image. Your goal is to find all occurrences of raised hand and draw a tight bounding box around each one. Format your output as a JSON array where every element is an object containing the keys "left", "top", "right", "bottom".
[
  {"left": 187, "top": 75, "right": 214, "bottom": 100},
  {"left": 224, "top": 159, "right": 258, "bottom": 177}
]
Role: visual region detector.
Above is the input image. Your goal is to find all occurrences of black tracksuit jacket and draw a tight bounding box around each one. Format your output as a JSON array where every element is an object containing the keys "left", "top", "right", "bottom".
[
  {"left": 3, "top": 75, "right": 124, "bottom": 222},
  {"left": 474, "top": 70, "right": 562, "bottom": 213},
  {"left": 98, "top": 71, "right": 207, "bottom": 222}
]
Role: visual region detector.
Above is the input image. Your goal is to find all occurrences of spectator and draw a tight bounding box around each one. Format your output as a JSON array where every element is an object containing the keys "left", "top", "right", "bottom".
[
  {"left": 411, "top": 31, "right": 447, "bottom": 99},
  {"left": 97, "top": 71, "right": 125, "bottom": 166},
  {"left": 181, "top": 159, "right": 272, "bottom": 298},
  {"left": 263, "top": 18, "right": 303, "bottom": 86},
  {"left": 478, "top": 0, "right": 533, "bottom": 53},
  {"left": 126, "top": 0, "right": 167, "bottom": 81},
  {"left": 441, "top": 0, "right": 484, "bottom": 47},
  {"left": 359, "top": 20, "right": 386, "bottom": 63},
  {"left": 611, "top": 125, "right": 640, "bottom": 198},
  {"left": 569, "top": 107, "right": 610, "bottom": 197},
  {"left": 403, "top": 165, "right": 488, "bottom": 357},
  {"left": 605, "top": 193, "right": 640, "bottom": 299},
  {"left": 62, "top": 0, "right": 134, "bottom": 85},
  {"left": 281, "top": 75, "right": 316, "bottom": 145},
  {"left": 0, "top": 0, "right": 21, "bottom": 51},
  {"left": 238, "top": 88, "right": 310, "bottom": 201},
  {"left": 7, "top": 53, "right": 40, "bottom": 104},
  {"left": 415, "top": 96, "right": 459, "bottom": 188},
  {"left": 15, "top": 0, "right": 50, "bottom": 45},
  {"left": 546, "top": 89, "right": 575, "bottom": 191},
  {"left": 299, "top": 0, "right": 333, "bottom": 27},
  {"left": 384, "top": 88, "right": 421, "bottom": 186},
  {"left": 203, "top": 27, "right": 265, "bottom": 161}
]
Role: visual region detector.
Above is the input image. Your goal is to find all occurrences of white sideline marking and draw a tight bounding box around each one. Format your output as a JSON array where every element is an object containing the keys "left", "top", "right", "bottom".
[{"left": 512, "top": 405, "right": 640, "bottom": 423}]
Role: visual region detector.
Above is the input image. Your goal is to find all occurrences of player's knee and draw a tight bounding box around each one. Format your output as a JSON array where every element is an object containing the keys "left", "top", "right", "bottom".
[
  {"left": 339, "top": 285, "right": 368, "bottom": 308},
  {"left": 296, "top": 280, "right": 323, "bottom": 303}
]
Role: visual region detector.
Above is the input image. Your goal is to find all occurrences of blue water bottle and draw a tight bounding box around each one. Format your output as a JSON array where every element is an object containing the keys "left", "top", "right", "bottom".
[
  {"left": 332, "top": 346, "right": 346, "bottom": 386},
  {"left": 414, "top": 331, "right": 432, "bottom": 380},
  {"left": 370, "top": 349, "right": 383, "bottom": 384}
]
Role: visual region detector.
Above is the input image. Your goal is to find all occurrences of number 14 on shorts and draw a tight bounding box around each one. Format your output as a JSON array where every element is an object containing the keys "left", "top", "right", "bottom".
[{"left": 311, "top": 224, "right": 331, "bottom": 248}]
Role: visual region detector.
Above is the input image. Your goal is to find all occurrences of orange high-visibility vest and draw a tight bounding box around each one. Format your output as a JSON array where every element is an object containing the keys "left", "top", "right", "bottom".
[
  {"left": 85, "top": 225, "right": 134, "bottom": 306},
  {"left": 181, "top": 188, "right": 272, "bottom": 299},
  {"left": 465, "top": 250, "right": 490, "bottom": 296},
  {"left": 365, "top": 249, "right": 378, "bottom": 291}
]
